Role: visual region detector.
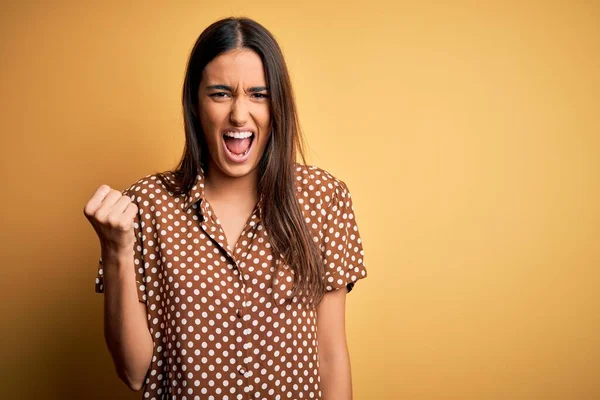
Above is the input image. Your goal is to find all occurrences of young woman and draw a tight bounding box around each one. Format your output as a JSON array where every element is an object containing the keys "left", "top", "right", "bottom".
[{"left": 84, "top": 16, "right": 368, "bottom": 400}]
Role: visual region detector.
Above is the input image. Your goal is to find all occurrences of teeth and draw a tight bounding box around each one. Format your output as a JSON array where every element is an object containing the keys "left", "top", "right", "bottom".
[{"left": 224, "top": 131, "right": 253, "bottom": 139}]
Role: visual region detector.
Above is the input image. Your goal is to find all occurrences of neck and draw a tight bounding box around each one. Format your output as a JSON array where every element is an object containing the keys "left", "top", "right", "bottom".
[{"left": 204, "top": 161, "right": 259, "bottom": 203}]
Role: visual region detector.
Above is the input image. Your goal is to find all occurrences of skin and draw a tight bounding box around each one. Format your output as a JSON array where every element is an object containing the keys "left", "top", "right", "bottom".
[
  {"left": 198, "top": 48, "right": 271, "bottom": 250},
  {"left": 317, "top": 288, "right": 353, "bottom": 399},
  {"left": 198, "top": 48, "right": 270, "bottom": 204},
  {"left": 197, "top": 47, "right": 352, "bottom": 399}
]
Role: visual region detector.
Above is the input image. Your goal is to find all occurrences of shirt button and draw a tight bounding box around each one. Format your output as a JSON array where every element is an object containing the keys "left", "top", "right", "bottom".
[
  {"left": 236, "top": 309, "right": 242, "bottom": 318},
  {"left": 239, "top": 367, "right": 246, "bottom": 375}
]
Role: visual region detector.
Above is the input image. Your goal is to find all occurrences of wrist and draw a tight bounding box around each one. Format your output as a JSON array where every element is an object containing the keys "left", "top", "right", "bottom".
[{"left": 101, "top": 243, "right": 134, "bottom": 265}]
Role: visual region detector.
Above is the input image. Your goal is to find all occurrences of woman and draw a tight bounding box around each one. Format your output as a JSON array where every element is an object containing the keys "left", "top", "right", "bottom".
[{"left": 84, "top": 16, "right": 368, "bottom": 400}]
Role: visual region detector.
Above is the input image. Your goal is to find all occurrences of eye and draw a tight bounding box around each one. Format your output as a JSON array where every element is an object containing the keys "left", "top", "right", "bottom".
[
  {"left": 253, "top": 93, "right": 269, "bottom": 99},
  {"left": 209, "top": 92, "right": 229, "bottom": 98}
]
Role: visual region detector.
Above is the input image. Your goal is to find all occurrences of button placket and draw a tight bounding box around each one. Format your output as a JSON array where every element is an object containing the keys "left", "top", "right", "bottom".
[
  {"left": 198, "top": 199, "right": 259, "bottom": 397},
  {"left": 240, "top": 296, "right": 253, "bottom": 351},
  {"left": 230, "top": 253, "right": 253, "bottom": 393}
]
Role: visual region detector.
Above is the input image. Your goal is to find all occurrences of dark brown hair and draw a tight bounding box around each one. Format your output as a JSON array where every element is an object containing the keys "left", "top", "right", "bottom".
[{"left": 156, "top": 16, "right": 325, "bottom": 307}]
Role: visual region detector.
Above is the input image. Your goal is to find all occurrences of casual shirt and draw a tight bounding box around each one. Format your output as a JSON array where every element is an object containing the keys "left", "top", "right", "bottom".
[{"left": 94, "top": 162, "right": 368, "bottom": 399}]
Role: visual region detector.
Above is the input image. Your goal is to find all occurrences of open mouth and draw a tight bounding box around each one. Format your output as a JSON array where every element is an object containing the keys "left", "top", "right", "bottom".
[{"left": 222, "top": 132, "right": 255, "bottom": 161}]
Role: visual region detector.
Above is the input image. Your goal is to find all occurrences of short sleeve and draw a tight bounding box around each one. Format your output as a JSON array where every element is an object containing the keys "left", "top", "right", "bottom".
[
  {"left": 322, "top": 179, "right": 368, "bottom": 293},
  {"left": 94, "top": 185, "right": 148, "bottom": 303}
]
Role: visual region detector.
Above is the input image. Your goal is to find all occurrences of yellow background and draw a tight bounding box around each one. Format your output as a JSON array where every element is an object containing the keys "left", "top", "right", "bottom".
[{"left": 1, "top": 1, "right": 599, "bottom": 399}]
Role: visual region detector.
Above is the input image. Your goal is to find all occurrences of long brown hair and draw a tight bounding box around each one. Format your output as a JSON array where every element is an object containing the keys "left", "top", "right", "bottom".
[{"left": 156, "top": 16, "right": 326, "bottom": 307}]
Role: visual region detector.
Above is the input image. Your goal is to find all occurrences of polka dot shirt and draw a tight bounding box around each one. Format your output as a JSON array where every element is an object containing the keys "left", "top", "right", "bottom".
[{"left": 94, "top": 163, "right": 368, "bottom": 399}]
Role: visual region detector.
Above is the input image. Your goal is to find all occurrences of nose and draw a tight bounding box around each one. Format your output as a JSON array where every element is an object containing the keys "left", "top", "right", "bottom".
[{"left": 230, "top": 96, "right": 249, "bottom": 125}]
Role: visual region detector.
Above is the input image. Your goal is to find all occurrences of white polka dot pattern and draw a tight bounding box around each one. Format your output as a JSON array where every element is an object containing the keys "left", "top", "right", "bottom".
[
  {"left": 320, "top": 180, "right": 366, "bottom": 293},
  {"left": 94, "top": 163, "right": 368, "bottom": 399}
]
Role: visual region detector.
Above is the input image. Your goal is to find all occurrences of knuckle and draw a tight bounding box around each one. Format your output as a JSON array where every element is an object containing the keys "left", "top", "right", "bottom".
[
  {"left": 106, "top": 213, "right": 120, "bottom": 227},
  {"left": 92, "top": 209, "right": 106, "bottom": 223},
  {"left": 118, "top": 218, "right": 131, "bottom": 230}
]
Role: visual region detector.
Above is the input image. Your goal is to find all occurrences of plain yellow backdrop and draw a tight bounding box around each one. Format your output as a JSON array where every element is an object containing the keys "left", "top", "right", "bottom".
[{"left": 1, "top": 1, "right": 599, "bottom": 399}]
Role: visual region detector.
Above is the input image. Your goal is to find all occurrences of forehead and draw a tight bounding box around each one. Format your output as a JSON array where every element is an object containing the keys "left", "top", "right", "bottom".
[{"left": 202, "top": 49, "right": 266, "bottom": 85}]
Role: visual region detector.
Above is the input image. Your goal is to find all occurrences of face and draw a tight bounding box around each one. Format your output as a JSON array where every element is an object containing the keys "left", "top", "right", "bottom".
[{"left": 198, "top": 48, "right": 271, "bottom": 179}]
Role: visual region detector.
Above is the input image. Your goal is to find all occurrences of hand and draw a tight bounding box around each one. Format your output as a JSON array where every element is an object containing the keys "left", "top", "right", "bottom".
[{"left": 83, "top": 184, "right": 138, "bottom": 255}]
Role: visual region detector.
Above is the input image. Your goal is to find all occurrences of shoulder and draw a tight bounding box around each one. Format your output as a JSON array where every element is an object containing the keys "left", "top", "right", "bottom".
[
  {"left": 293, "top": 162, "right": 348, "bottom": 206},
  {"left": 121, "top": 170, "right": 180, "bottom": 204}
]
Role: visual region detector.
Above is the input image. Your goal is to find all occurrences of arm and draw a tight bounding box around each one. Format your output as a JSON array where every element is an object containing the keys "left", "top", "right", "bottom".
[
  {"left": 86, "top": 184, "right": 154, "bottom": 391},
  {"left": 316, "top": 288, "right": 353, "bottom": 400},
  {"left": 102, "top": 248, "right": 153, "bottom": 391}
]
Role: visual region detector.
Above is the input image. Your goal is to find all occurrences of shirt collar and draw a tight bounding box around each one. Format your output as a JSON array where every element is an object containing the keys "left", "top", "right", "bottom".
[
  {"left": 181, "top": 166, "right": 264, "bottom": 221},
  {"left": 182, "top": 166, "right": 207, "bottom": 213}
]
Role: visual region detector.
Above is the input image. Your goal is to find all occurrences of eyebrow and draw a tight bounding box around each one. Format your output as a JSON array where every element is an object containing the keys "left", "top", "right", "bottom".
[{"left": 206, "top": 84, "right": 268, "bottom": 93}]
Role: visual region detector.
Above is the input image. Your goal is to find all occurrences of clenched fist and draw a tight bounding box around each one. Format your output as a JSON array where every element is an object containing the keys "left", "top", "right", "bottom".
[{"left": 83, "top": 184, "right": 138, "bottom": 254}]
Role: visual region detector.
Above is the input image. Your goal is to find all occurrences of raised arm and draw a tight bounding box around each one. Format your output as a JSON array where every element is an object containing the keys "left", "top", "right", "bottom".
[{"left": 85, "top": 184, "right": 153, "bottom": 390}]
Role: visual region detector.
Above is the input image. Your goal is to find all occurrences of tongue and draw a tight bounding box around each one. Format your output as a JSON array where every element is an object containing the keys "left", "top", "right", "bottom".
[{"left": 224, "top": 136, "right": 252, "bottom": 155}]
